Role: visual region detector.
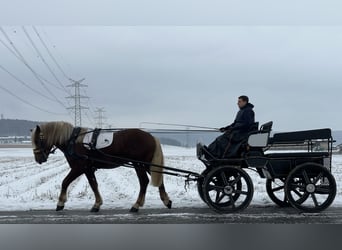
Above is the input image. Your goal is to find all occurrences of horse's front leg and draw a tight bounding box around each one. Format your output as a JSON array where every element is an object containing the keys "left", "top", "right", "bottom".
[
  {"left": 57, "top": 168, "right": 84, "bottom": 211},
  {"left": 85, "top": 168, "right": 103, "bottom": 212}
]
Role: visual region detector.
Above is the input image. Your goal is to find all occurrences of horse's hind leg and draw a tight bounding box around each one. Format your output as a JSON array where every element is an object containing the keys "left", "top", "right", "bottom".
[
  {"left": 85, "top": 169, "right": 103, "bottom": 212},
  {"left": 159, "top": 183, "right": 172, "bottom": 209},
  {"left": 57, "top": 168, "right": 83, "bottom": 211},
  {"left": 130, "top": 166, "right": 149, "bottom": 212}
]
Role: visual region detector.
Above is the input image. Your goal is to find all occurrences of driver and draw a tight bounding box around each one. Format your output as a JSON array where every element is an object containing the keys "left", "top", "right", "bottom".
[{"left": 205, "top": 95, "right": 255, "bottom": 159}]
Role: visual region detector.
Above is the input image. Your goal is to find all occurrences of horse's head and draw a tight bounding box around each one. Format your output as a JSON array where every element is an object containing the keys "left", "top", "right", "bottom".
[{"left": 31, "top": 125, "right": 54, "bottom": 164}]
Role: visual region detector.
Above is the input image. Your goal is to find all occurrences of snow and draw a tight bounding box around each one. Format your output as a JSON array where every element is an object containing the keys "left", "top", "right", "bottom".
[{"left": 0, "top": 146, "right": 341, "bottom": 211}]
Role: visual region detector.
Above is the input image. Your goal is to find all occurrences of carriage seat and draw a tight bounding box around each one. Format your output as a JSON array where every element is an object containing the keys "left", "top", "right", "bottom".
[
  {"left": 197, "top": 121, "right": 273, "bottom": 161},
  {"left": 247, "top": 121, "right": 273, "bottom": 148}
]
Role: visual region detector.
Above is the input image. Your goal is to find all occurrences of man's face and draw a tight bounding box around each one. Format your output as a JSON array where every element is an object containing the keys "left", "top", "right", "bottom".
[{"left": 237, "top": 98, "right": 247, "bottom": 109}]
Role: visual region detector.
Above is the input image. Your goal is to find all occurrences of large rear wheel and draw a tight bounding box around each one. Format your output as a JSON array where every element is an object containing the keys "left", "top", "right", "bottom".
[
  {"left": 285, "top": 163, "right": 336, "bottom": 213},
  {"left": 202, "top": 166, "right": 253, "bottom": 213}
]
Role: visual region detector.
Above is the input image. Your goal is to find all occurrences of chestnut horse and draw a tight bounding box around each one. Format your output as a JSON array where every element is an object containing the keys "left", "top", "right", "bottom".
[{"left": 31, "top": 121, "right": 172, "bottom": 212}]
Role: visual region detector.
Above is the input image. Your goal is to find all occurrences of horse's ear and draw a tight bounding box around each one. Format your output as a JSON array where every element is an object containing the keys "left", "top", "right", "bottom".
[{"left": 36, "top": 125, "right": 41, "bottom": 133}]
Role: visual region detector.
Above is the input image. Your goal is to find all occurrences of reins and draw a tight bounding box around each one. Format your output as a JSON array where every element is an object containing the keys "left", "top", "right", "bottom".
[{"left": 63, "top": 129, "right": 201, "bottom": 181}]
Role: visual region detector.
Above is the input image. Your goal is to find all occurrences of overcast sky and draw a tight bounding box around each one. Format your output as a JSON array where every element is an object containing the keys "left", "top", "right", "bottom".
[{"left": 1, "top": 1, "right": 342, "bottom": 131}]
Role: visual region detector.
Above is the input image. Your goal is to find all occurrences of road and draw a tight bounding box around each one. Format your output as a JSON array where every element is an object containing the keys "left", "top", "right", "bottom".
[{"left": 0, "top": 205, "right": 341, "bottom": 223}]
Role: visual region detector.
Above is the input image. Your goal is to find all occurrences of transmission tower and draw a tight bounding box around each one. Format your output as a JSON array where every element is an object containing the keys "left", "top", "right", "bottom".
[
  {"left": 66, "top": 78, "right": 88, "bottom": 126},
  {"left": 94, "top": 107, "right": 106, "bottom": 128}
]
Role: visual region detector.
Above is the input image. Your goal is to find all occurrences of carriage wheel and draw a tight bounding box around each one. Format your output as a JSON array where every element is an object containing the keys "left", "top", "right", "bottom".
[
  {"left": 197, "top": 169, "right": 211, "bottom": 203},
  {"left": 266, "top": 178, "right": 290, "bottom": 207},
  {"left": 199, "top": 168, "right": 243, "bottom": 207},
  {"left": 202, "top": 166, "right": 253, "bottom": 213},
  {"left": 285, "top": 163, "right": 336, "bottom": 213}
]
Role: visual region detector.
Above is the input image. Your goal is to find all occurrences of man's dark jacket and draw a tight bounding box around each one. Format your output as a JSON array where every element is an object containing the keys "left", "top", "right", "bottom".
[
  {"left": 208, "top": 103, "right": 255, "bottom": 158},
  {"left": 226, "top": 102, "right": 255, "bottom": 133}
]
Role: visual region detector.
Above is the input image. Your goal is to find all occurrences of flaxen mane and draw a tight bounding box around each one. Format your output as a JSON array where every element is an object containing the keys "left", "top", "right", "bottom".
[{"left": 34, "top": 122, "right": 75, "bottom": 148}]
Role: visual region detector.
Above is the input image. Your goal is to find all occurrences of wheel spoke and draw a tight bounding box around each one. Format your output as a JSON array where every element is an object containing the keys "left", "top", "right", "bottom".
[
  {"left": 231, "top": 173, "right": 241, "bottom": 186},
  {"left": 296, "top": 193, "right": 309, "bottom": 204},
  {"left": 315, "top": 186, "right": 331, "bottom": 194},
  {"left": 229, "top": 194, "right": 236, "bottom": 209},
  {"left": 272, "top": 185, "right": 285, "bottom": 192},
  {"left": 234, "top": 189, "right": 248, "bottom": 195},
  {"left": 208, "top": 184, "right": 224, "bottom": 192},
  {"left": 290, "top": 182, "right": 305, "bottom": 190},
  {"left": 215, "top": 191, "right": 226, "bottom": 203},
  {"left": 302, "top": 170, "right": 311, "bottom": 184},
  {"left": 311, "top": 193, "right": 319, "bottom": 207},
  {"left": 220, "top": 172, "right": 229, "bottom": 186},
  {"left": 292, "top": 188, "right": 305, "bottom": 199},
  {"left": 313, "top": 172, "right": 324, "bottom": 185}
]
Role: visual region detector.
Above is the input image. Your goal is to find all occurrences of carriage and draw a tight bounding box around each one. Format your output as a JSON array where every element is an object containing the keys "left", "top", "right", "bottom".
[
  {"left": 195, "top": 121, "right": 337, "bottom": 213},
  {"left": 31, "top": 121, "right": 337, "bottom": 214}
]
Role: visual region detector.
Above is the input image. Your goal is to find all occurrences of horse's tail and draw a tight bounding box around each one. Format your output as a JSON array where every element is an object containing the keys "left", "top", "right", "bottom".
[{"left": 150, "top": 137, "right": 164, "bottom": 187}]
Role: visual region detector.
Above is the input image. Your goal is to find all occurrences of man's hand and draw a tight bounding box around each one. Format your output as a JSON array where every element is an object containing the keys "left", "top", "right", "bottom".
[
  {"left": 220, "top": 126, "right": 232, "bottom": 133},
  {"left": 219, "top": 127, "right": 226, "bottom": 132}
]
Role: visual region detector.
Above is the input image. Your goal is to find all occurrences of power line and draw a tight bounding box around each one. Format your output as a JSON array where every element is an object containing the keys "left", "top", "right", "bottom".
[
  {"left": 0, "top": 27, "right": 68, "bottom": 109},
  {"left": 22, "top": 26, "right": 70, "bottom": 94},
  {"left": 0, "top": 63, "right": 59, "bottom": 103},
  {"left": 40, "top": 27, "right": 82, "bottom": 79},
  {"left": 0, "top": 36, "right": 66, "bottom": 93},
  {"left": 0, "top": 83, "right": 66, "bottom": 115},
  {"left": 33, "top": 26, "right": 70, "bottom": 80}
]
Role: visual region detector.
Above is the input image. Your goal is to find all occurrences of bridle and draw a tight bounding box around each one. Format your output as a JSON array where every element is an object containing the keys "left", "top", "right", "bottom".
[{"left": 33, "top": 131, "right": 57, "bottom": 163}]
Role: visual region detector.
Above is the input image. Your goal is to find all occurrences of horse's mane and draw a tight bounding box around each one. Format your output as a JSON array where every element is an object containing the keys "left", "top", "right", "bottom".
[{"left": 39, "top": 121, "right": 75, "bottom": 148}]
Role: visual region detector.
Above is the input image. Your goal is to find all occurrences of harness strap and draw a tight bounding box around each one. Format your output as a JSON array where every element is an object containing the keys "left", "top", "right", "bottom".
[
  {"left": 90, "top": 128, "right": 102, "bottom": 150},
  {"left": 65, "top": 127, "right": 82, "bottom": 158}
]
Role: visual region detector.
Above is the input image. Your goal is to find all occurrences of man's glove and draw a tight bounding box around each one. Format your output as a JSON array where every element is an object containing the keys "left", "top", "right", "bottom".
[{"left": 219, "top": 126, "right": 232, "bottom": 133}]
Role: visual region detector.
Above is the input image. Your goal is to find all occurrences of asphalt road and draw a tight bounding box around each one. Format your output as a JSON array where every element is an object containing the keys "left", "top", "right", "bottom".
[{"left": 0, "top": 205, "right": 341, "bottom": 224}]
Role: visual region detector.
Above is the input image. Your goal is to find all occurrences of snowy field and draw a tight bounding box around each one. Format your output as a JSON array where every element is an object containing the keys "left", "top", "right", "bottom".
[{"left": 0, "top": 146, "right": 341, "bottom": 211}]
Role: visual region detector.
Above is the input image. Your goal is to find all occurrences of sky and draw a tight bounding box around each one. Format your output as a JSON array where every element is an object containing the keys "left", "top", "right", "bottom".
[{"left": 1, "top": 1, "right": 342, "bottom": 131}]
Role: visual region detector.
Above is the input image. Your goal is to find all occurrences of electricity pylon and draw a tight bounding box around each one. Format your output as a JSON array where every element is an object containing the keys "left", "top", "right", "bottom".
[{"left": 66, "top": 78, "right": 88, "bottom": 127}]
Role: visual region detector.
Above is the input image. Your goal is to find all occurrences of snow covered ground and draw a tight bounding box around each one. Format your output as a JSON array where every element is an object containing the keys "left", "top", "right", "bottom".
[{"left": 0, "top": 145, "right": 341, "bottom": 211}]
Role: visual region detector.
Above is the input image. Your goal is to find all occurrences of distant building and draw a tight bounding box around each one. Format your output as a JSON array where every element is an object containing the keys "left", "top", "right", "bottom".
[{"left": 0, "top": 136, "right": 31, "bottom": 144}]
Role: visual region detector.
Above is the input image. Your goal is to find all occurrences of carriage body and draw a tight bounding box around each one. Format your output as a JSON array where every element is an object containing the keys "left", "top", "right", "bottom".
[{"left": 197, "top": 122, "right": 337, "bottom": 213}]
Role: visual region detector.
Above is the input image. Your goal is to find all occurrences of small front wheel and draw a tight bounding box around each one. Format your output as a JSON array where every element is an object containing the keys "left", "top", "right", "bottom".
[
  {"left": 197, "top": 168, "right": 211, "bottom": 203},
  {"left": 202, "top": 166, "right": 253, "bottom": 213},
  {"left": 285, "top": 163, "right": 336, "bottom": 213}
]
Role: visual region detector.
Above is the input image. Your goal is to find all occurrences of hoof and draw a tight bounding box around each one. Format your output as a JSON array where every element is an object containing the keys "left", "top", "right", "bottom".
[
  {"left": 130, "top": 207, "right": 139, "bottom": 213},
  {"left": 56, "top": 205, "right": 64, "bottom": 211},
  {"left": 90, "top": 207, "right": 100, "bottom": 213},
  {"left": 166, "top": 200, "right": 172, "bottom": 209}
]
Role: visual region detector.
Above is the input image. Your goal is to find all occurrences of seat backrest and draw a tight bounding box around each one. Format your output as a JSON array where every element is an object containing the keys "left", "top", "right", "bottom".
[
  {"left": 259, "top": 121, "right": 273, "bottom": 133},
  {"left": 247, "top": 121, "right": 273, "bottom": 148}
]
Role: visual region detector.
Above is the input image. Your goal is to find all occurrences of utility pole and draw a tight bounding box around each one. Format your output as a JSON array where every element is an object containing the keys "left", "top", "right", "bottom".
[
  {"left": 94, "top": 107, "right": 106, "bottom": 128},
  {"left": 66, "top": 78, "right": 88, "bottom": 127}
]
